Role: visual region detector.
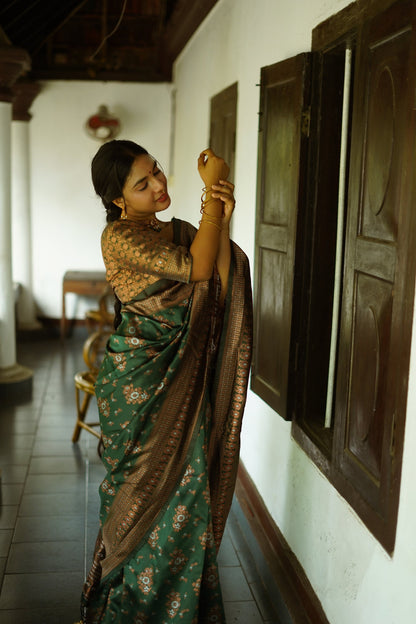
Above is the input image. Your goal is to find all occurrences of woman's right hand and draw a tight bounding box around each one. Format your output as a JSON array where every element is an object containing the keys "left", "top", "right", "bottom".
[
  {"left": 211, "top": 179, "right": 235, "bottom": 229},
  {"left": 197, "top": 148, "right": 230, "bottom": 187}
]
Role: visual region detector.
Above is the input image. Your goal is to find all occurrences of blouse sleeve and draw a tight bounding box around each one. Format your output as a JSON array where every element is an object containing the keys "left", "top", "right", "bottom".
[{"left": 101, "top": 221, "right": 193, "bottom": 301}]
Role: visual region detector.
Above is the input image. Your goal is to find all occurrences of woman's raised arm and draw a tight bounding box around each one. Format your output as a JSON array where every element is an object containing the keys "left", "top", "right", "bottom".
[{"left": 189, "top": 149, "right": 229, "bottom": 282}]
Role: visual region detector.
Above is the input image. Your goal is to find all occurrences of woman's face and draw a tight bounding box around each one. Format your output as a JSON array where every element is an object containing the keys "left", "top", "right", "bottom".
[{"left": 114, "top": 154, "right": 170, "bottom": 220}]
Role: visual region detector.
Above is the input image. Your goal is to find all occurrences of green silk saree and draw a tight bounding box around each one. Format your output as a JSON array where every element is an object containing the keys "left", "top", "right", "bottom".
[{"left": 81, "top": 218, "right": 252, "bottom": 623}]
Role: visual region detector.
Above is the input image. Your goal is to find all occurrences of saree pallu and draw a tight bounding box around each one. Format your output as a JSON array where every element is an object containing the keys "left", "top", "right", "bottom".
[{"left": 81, "top": 223, "right": 252, "bottom": 624}]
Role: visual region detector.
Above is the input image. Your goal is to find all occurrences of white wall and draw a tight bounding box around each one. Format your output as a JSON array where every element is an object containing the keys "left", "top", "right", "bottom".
[
  {"left": 28, "top": 80, "right": 172, "bottom": 318},
  {"left": 171, "top": 1, "right": 416, "bottom": 623}
]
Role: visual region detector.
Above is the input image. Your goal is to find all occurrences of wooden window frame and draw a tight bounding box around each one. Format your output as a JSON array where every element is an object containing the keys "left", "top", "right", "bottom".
[
  {"left": 292, "top": 4, "right": 359, "bottom": 472},
  {"left": 252, "top": 0, "right": 416, "bottom": 553},
  {"left": 209, "top": 82, "right": 238, "bottom": 184}
]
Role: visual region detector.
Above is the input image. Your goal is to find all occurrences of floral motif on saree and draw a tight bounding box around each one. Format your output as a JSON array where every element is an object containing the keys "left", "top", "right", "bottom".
[{"left": 81, "top": 218, "right": 252, "bottom": 623}]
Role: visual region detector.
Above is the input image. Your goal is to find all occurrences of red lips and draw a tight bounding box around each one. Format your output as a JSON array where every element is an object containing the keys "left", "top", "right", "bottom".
[{"left": 157, "top": 193, "right": 168, "bottom": 202}]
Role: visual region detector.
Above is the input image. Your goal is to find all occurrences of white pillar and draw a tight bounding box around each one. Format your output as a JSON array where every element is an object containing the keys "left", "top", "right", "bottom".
[
  {"left": 0, "top": 46, "right": 32, "bottom": 397},
  {"left": 11, "top": 81, "right": 41, "bottom": 330},
  {"left": 0, "top": 100, "right": 16, "bottom": 367}
]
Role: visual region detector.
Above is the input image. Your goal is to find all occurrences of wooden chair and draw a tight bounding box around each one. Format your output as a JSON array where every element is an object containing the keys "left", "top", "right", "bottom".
[
  {"left": 72, "top": 329, "right": 112, "bottom": 444},
  {"left": 85, "top": 284, "right": 114, "bottom": 333}
]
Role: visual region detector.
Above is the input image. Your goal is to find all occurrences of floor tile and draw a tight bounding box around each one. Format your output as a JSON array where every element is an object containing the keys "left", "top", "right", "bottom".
[
  {"left": 0, "top": 557, "right": 5, "bottom": 587},
  {"left": 224, "top": 600, "right": 264, "bottom": 624},
  {"left": 43, "top": 394, "right": 77, "bottom": 406},
  {"left": 38, "top": 404, "right": 78, "bottom": 415},
  {"left": 0, "top": 465, "right": 28, "bottom": 484},
  {"left": 250, "top": 579, "right": 281, "bottom": 622},
  {"left": 87, "top": 484, "right": 101, "bottom": 517},
  {"left": 228, "top": 514, "right": 259, "bottom": 585},
  {"left": 32, "top": 440, "right": 80, "bottom": 457},
  {"left": 0, "top": 484, "right": 24, "bottom": 506},
  {"left": 29, "top": 456, "right": 86, "bottom": 475},
  {"left": 24, "top": 473, "right": 86, "bottom": 494},
  {"left": 38, "top": 410, "right": 78, "bottom": 424},
  {"left": 0, "top": 531, "right": 12, "bottom": 557},
  {"left": 0, "top": 420, "right": 38, "bottom": 435},
  {"left": 0, "top": 607, "right": 81, "bottom": 624},
  {"left": 219, "top": 566, "right": 253, "bottom": 602},
  {"left": 19, "top": 492, "right": 85, "bottom": 517},
  {"left": 35, "top": 425, "right": 76, "bottom": 440},
  {"left": 13, "top": 515, "right": 84, "bottom": 543},
  {"left": 0, "top": 406, "right": 40, "bottom": 419},
  {"left": 85, "top": 445, "right": 104, "bottom": 464},
  {"left": 88, "top": 462, "right": 106, "bottom": 484},
  {"left": 230, "top": 500, "right": 286, "bottom": 623},
  {"left": 0, "top": 434, "right": 34, "bottom": 451},
  {"left": 85, "top": 527, "right": 99, "bottom": 569},
  {"left": 0, "top": 571, "right": 83, "bottom": 610},
  {"left": 0, "top": 507, "right": 18, "bottom": 530},
  {"left": 0, "top": 450, "right": 31, "bottom": 465},
  {"left": 6, "top": 540, "right": 84, "bottom": 573},
  {"left": 218, "top": 533, "right": 241, "bottom": 567}
]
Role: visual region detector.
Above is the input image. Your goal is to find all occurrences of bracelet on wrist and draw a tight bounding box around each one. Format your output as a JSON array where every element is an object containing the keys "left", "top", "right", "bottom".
[
  {"left": 199, "top": 214, "right": 223, "bottom": 231},
  {"left": 200, "top": 185, "right": 223, "bottom": 220},
  {"left": 200, "top": 210, "right": 222, "bottom": 222},
  {"left": 200, "top": 198, "right": 221, "bottom": 213},
  {"left": 201, "top": 186, "right": 213, "bottom": 202}
]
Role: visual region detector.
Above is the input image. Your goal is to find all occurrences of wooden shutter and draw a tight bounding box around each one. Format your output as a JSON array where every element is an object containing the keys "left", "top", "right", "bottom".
[
  {"left": 333, "top": 0, "right": 416, "bottom": 552},
  {"left": 209, "top": 82, "right": 238, "bottom": 183},
  {"left": 251, "top": 54, "right": 310, "bottom": 419}
]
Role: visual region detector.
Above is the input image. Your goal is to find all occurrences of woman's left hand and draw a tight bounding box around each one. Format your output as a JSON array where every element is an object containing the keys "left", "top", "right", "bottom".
[{"left": 211, "top": 180, "right": 235, "bottom": 229}]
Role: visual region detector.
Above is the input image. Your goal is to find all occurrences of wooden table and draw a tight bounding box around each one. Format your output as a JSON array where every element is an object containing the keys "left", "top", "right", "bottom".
[{"left": 61, "top": 270, "right": 107, "bottom": 339}]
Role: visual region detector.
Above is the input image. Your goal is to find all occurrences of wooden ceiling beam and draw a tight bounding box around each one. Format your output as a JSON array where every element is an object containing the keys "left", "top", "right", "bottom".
[
  {"left": 160, "top": 0, "right": 219, "bottom": 79},
  {"left": 0, "top": 0, "right": 218, "bottom": 83}
]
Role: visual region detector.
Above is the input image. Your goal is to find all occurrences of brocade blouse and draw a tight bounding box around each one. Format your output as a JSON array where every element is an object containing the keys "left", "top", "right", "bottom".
[{"left": 101, "top": 218, "right": 193, "bottom": 303}]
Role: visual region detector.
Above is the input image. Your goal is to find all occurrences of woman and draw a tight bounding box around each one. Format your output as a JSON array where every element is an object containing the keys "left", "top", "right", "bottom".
[{"left": 81, "top": 140, "right": 252, "bottom": 623}]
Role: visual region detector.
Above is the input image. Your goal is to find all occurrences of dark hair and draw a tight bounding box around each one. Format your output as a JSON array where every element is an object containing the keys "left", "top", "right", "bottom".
[{"left": 91, "top": 139, "right": 148, "bottom": 223}]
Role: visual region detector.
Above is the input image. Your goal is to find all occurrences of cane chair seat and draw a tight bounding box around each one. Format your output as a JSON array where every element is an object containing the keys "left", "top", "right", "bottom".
[
  {"left": 74, "top": 370, "right": 97, "bottom": 394},
  {"left": 72, "top": 329, "right": 112, "bottom": 443}
]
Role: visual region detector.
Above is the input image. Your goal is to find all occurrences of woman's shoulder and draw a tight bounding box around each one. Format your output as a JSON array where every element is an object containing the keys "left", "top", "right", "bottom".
[
  {"left": 172, "top": 217, "right": 194, "bottom": 228},
  {"left": 172, "top": 217, "right": 197, "bottom": 245},
  {"left": 101, "top": 220, "right": 146, "bottom": 254},
  {"left": 101, "top": 219, "right": 122, "bottom": 237},
  {"left": 101, "top": 219, "right": 145, "bottom": 240}
]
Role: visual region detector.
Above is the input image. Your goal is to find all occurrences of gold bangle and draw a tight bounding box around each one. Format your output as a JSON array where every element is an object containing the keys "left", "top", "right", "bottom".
[
  {"left": 201, "top": 186, "right": 213, "bottom": 202},
  {"left": 200, "top": 209, "right": 222, "bottom": 222},
  {"left": 199, "top": 216, "right": 222, "bottom": 231},
  {"left": 201, "top": 196, "right": 217, "bottom": 208},
  {"left": 200, "top": 220, "right": 222, "bottom": 232},
  {"left": 201, "top": 213, "right": 222, "bottom": 223}
]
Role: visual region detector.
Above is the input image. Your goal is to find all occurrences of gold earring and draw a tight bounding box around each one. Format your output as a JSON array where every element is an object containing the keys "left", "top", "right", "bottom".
[{"left": 120, "top": 203, "right": 127, "bottom": 220}]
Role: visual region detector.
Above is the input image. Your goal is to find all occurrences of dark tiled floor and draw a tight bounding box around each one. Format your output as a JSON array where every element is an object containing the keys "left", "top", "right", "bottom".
[{"left": 0, "top": 329, "right": 280, "bottom": 624}]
